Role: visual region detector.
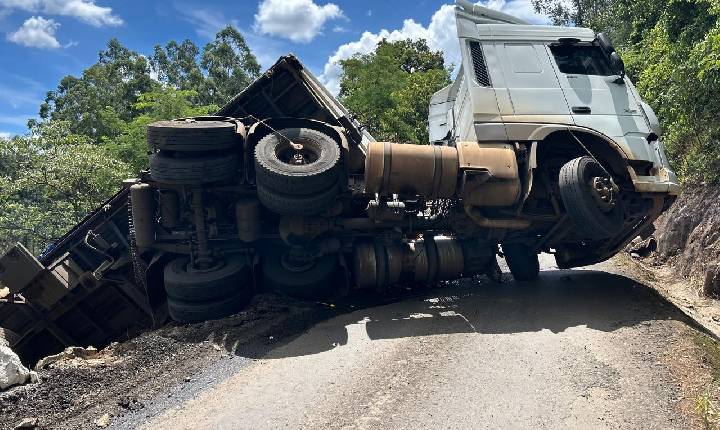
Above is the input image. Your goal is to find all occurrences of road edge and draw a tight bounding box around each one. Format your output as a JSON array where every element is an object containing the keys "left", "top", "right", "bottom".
[{"left": 613, "top": 253, "right": 720, "bottom": 341}]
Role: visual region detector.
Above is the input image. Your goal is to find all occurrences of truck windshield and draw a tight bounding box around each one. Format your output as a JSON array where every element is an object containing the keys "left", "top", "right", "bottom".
[{"left": 549, "top": 44, "right": 613, "bottom": 76}]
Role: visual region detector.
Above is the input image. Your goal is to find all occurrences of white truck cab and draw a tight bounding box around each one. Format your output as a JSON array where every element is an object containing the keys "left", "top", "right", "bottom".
[{"left": 430, "top": 1, "right": 679, "bottom": 196}]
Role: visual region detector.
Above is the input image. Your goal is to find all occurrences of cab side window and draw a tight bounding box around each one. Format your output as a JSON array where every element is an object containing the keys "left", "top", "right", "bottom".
[{"left": 549, "top": 44, "right": 613, "bottom": 76}]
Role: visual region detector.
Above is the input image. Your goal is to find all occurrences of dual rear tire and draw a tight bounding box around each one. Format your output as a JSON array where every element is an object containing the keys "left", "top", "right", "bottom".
[
  {"left": 164, "top": 255, "right": 252, "bottom": 324},
  {"left": 148, "top": 117, "right": 241, "bottom": 185},
  {"left": 254, "top": 128, "right": 341, "bottom": 216}
]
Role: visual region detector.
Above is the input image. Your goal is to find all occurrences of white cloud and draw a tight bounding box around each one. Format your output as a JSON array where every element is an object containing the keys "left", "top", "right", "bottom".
[
  {"left": 320, "top": 1, "right": 548, "bottom": 95},
  {"left": 254, "top": 0, "right": 343, "bottom": 43},
  {"left": 0, "top": 0, "right": 122, "bottom": 27},
  {"left": 7, "top": 15, "right": 60, "bottom": 48},
  {"left": 0, "top": 131, "right": 13, "bottom": 139}
]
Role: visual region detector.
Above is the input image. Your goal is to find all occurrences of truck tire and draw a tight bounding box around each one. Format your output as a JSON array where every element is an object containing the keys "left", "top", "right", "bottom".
[
  {"left": 502, "top": 244, "right": 540, "bottom": 281},
  {"left": 257, "top": 181, "right": 339, "bottom": 216},
  {"left": 164, "top": 255, "right": 251, "bottom": 302},
  {"left": 254, "top": 127, "right": 340, "bottom": 194},
  {"left": 261, "top": 248, "right": 338, "bottom": 298},
  {"left": 559, "top": 156, "right": 623, "bottom": 240},
  {"left": 150, "top": 152, "right": 237, "bottom": 184},
  {"left": 167, "top": 291, "right": 251, "bottom": 324},
  {"left": 147, "top": 118, "right": 238, "bottom": 152}
]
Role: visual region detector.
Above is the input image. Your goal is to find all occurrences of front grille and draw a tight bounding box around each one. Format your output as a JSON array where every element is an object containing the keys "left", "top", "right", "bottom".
[{"left": 469, "top": 42, "right": 491, "bottom": 87}]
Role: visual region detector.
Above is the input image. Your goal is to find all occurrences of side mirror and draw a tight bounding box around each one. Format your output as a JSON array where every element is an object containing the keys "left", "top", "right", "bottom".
[
  {"left": 597, "top": 33, "right": 615, "bottom": 54},
  {"left": 610, "top": 52, "right": 625, "bottom": 78}
]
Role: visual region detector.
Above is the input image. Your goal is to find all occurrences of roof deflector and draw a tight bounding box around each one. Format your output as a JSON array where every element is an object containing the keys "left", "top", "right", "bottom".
[{"left": 455, "top": 0, "right": 530, "bottom": 25}]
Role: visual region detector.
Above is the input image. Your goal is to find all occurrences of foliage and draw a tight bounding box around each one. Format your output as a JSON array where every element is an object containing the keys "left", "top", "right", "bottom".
[
  {"left": 532, "top": 0, "right": 608, "bottom": 27},
  {"left": 339, "top": 39, "right": 451, "bottom": 144},
  {"left": 0, "top": 122, "right": 131, "bottom": 253},
  {"left": 38, "top": 39, "right": 157, "bottom": 140},
  {"left": 39, "top": 26, "right": 260, "bottom": 141},
  {"left": 199, "top": 26, "right": 261, "bottom": 106},
  {"left": 151, "top": 26, "right": 261, "bottom": 107}
]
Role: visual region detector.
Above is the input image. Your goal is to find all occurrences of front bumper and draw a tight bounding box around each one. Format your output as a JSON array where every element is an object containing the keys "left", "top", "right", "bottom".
[{"left": 629, "top": 166, "right": 680, "bottom": 195}]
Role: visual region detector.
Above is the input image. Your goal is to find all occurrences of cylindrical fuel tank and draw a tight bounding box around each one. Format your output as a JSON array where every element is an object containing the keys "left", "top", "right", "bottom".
[
  {"left": 352, "top": 241, "right": 406, "bottom": 292},
  {"left": 433, "top": 236, "right": 465, "bottom": 280},
  {"left": 364, "top": 142, "right": 458, "bottom": 198},
  {"left": 159, "top": 190, "right": 179, "bottom": 229},
  {"left": 456, "top": 142, "right": 521, "bottom": 207},
  {"left": 353, "top": 236, "right": 495, "bottom": 290},
  {"left": 130, "top": 183, "right": 156, "bottom": 249},
  {"left": 235, "top": 198, "right": 261, "bottom": 242}
]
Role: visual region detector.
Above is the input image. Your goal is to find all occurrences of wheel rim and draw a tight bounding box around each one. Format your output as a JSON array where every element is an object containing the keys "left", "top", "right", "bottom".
[
  {"left": 588, "top": 176, "right": 618, "bottom": 212},
  {"left": 275, "top": 138, "right": 321, "bottom": 167}
]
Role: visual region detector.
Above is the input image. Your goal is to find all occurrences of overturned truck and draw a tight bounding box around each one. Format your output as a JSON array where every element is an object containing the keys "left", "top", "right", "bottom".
[{"left": 0, "top": 2, "right": 678, "bottom": 361}]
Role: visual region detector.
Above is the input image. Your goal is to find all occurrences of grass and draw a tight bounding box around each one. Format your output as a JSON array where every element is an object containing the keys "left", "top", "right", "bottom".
[{"left": 693, "top": 332, "right": 720, "bottom": 429}]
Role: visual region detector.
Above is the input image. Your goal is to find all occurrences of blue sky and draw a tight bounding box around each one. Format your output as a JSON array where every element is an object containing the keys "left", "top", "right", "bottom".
[{"left": 0, "top": 0, "right": 547, "bottom": 138}]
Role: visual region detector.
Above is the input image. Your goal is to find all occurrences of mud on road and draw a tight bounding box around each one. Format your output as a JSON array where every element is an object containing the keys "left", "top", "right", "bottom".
[{"left": 2, "top": 256, "right": 719, "bottom": 429}]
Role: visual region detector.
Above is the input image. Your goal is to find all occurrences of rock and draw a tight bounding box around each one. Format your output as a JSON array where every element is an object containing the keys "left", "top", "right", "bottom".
[
  {"left": 0, "top": 327, "right": 20, "bottom": 348},
  {"left": 625, "top": 236, "right": 657, "bottom": 258},
  {"left": 1, "top": 344, "right": 32, "bottom": 390},
  {"left": 653, "top": 185, "right": 720, "bottom": 283},
  {"left": 703, "top": 264, "right": 720, "bottom": 297},
  {"left": 14, "top": 417, "right": 38, "bottom": 429},
  {"left": 95, "top": 413, "right": 111, "bottom": 428},
  {"left": 35, "top": 346, "right": 98, "bottom": 370}
]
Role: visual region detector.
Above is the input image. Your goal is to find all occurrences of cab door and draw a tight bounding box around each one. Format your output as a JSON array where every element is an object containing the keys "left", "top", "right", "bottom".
[{"left": 494, "top": 42, "right": 573, "bottom": 123}]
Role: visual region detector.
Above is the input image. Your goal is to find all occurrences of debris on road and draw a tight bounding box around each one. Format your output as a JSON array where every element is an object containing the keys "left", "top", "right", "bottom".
[
  {"left": 94, "top": 413, "right": 111, "bottom": 428},
  {"left": 626, "top": 236, "right": 658, "bottom": 258},
  {"left": 13, "top": 417, "right": 38, "bottom": 429},
  {"left": 35, "top": 346, "right": 100, "bottom": 370}
]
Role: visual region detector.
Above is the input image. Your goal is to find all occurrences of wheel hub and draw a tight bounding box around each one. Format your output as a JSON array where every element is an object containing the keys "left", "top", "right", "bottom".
[
  {"left": 280, "top": 248, "right": 316, "bottom": 273},
  {"left": 589, "top": 176, "right": 618, "bottom": 212},
  {"left": 188, "top": 259, "right": 224, "bottom": 274},
  {"left": 276, "top": 140, "right": 320, "bottom": 167}
]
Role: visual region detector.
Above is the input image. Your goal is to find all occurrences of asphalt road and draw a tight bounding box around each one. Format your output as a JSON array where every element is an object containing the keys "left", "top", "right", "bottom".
[{"left": 140, "top": 255, "right": 693, "bottom": 429}]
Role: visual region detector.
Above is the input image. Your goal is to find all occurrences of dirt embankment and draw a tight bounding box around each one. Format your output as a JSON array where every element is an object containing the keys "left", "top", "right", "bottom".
[
  {"left": 653, "top": 185, "right": 720, "bottom": 294},
  {"left": 0, "top": 294, "right": 329, "bottom": 430}
]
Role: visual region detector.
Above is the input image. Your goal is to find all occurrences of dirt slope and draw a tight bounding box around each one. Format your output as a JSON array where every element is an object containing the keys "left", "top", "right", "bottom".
[{"left": 654, "top": 185, "right": 720, "bottom": 291}]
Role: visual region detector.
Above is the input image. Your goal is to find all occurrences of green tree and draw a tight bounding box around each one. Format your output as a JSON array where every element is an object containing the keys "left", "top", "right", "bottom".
[
  {"left": 0, "top": 122, "right": 131, "bottom": 253},
  {"left": 339, "top": 39, "right": 451, "bottom": 144},
  {"left": 150, "top": 39, "right": 205, "bottom": 94},
  {"left": 532, "top": 0, "right": 613, "bottom": 28},
  {"left": 200, "top": 26, "right": 261, "bottom": 106},
  {"left": 39, "top": 39, "right": 157, "bottom": 140}
]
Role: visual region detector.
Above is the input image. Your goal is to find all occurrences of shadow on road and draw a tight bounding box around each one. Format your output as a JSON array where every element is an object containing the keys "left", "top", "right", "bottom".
[{"left": 212, "top": 268, "right": 686, "bottom": 360}]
